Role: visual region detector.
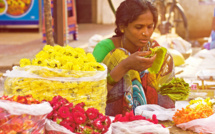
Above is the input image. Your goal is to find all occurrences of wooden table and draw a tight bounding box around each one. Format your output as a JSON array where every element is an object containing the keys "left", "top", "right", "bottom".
[{"left": 160, "top": 121, "right": 198, "bottom": 134}]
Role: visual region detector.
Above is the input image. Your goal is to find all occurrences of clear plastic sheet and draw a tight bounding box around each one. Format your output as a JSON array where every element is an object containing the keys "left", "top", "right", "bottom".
[
  {"left": 45, "top": 119, "right": 74, "bottom": 134},
  {"left": 3, "top": 65, "right": 107, "bottom": 114},
  {"left": 135, "top": 104, "right": 175, "bottom": 121},
  {"left": 0, "top": 100, "right": 52, "bottom": 133},
  {"left": 177, "top": 114, "right": 215, "bottom": 134},
  {"left": 112, "top": 120, "right": 170, "bottom": 134}
]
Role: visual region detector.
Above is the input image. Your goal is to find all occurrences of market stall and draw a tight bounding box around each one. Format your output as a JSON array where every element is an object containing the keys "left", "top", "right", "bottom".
[{"left": 0, "top": 44, "right": 215, "bottom": 134}]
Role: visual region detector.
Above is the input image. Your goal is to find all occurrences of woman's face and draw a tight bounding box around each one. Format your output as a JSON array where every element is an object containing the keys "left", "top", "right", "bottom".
[{"left": 123, "top": 10, "right": 154, "bottom": 53}]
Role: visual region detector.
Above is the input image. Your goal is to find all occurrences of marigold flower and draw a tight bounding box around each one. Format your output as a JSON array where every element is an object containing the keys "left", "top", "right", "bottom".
[{"left": 19, "top": 58, "right": 31, "bottom": 67}]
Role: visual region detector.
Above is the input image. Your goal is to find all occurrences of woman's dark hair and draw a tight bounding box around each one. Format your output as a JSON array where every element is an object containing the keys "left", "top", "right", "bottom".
[{"left": 114, "top": 0, "right": 158, "bottom": 36}]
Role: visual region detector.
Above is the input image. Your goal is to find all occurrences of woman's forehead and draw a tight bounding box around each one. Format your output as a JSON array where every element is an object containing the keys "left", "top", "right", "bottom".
[{"left": 130, "top": 11, "right": 154, "bottom": 25}]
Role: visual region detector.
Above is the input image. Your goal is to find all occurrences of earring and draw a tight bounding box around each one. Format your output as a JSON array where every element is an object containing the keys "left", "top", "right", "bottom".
[
  {"left": 121, "top": 29, "right": 124, "bottom": 33},
  {"left": 142, "top": 33, "right": 145, "bottom": 35}
]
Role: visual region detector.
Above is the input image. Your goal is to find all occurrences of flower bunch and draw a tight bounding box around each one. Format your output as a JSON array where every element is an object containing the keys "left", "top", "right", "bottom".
[
  {"left": 19, "top": 45, "right": 105, "bottom": 72},
  {"left": 113, "top": 110, "right": 164, "bottom": 127},
  {"left": 0, "top": 95, "right": 47, "bottom": 133},
  {"left": 173, "top": 98, "right": 214, "bottom": 125},
  {"left": 188, "top": 97, "right": 215, "bottom": 109},
  {"left": 47, "top": 95, "right": 111, "bottom": 134},
  {"left": 5, "top": 45, "right": 107, "bottom": 114},
  {"left": 4, "top": 77, "right": 107, "bottom": 114},
  {"left": 1, "top": 94, "right": 40, "bottom": 104}
]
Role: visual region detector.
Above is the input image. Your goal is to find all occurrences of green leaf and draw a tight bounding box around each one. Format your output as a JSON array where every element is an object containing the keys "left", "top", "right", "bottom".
[{"left": 146, "top": 47, "right": 167, "bottom": 74}]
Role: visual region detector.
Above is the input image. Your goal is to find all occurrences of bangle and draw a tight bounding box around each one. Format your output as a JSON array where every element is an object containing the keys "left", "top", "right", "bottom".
[{"left": 107, "top": 73, "right": 118, "bottom": 86}]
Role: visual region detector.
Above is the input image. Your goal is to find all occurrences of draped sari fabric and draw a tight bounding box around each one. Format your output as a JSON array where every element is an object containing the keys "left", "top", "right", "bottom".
[{"left": 93, "top": 39, "right": 175, "bottom": 116}]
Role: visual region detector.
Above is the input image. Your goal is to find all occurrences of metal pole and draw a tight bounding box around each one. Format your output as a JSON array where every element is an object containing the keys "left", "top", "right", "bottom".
[{"left": 65, "top": 0, "right": 68, "bottom": 45}]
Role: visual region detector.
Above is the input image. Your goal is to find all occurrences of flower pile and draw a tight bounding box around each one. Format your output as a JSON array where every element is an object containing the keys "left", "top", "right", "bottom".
[
  {"left": 113, "top": 110, "right": 165, "bottom": 127},
  {"left": 47, "top": 95, "right": 111, "bottom": 134},
  {"left": 173, "top": 97, "right": 215, "bottom": 125},
  {"left": 20, "top": 45, "right": 105, "bottom": 73},
  {"left": 0, "top": 95, "right": 48, "bottom": 133},
  {"left": 4, "top": 45, "right": 107, "bottom": 114},
  {"left": 1, "top": 94, "right": 40, "bottom": 104}
]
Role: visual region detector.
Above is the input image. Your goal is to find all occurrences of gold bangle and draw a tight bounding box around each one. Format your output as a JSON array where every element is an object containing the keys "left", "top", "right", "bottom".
[{"left": 107, "top": 73, "right": 118, "bottom": 86}]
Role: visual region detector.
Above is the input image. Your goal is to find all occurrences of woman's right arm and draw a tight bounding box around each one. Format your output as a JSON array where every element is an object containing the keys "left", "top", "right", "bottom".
[{"left": 107, "top": 51, "right": 156, "bottom": 91}]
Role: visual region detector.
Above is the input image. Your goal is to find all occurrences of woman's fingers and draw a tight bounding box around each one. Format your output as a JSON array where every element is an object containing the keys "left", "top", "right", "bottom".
[{"left": 137, "top": 51, "right": 152, "bottom": 57}]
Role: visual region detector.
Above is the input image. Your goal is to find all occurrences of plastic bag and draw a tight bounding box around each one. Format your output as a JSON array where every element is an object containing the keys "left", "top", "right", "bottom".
[
  {"left": 177, "top": 114, "right": 215, "bottom": 134},
  {"left": 155, "top": 35, "right": 192, "bottom": 59},
  {"left": 3, "top": 65, "right": 107, "bottom": 114},
  {"left": 0, "top": 100, "right": 52, "bottom": 133},
  {"left": 135, "top": 104, "right": 175, "bottom": 121},
  {"left": 112, "top": 120, "right": 170, "bottom": 134},
  {"left": 45, "top": 119, "right": 74, "bottom": 134}
]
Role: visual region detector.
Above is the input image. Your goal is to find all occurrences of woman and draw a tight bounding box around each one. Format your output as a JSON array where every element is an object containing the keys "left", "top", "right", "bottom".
[{"left": 93, "top": 0, "right": 175, "bottom": 116}]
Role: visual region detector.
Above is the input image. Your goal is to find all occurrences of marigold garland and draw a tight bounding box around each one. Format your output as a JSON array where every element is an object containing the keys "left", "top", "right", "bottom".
[{"left": 4, "top": 45, "right": 108, "bottom": 114}]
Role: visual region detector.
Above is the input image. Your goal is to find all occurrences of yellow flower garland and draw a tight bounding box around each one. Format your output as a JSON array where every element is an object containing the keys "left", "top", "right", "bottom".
[{"left": 4, "top": 45, "right": 107, "bottom": 114}]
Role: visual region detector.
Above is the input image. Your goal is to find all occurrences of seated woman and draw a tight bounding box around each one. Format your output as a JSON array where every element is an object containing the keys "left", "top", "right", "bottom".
[{"left": 93, "top": 0, "right": 175, "bottom": 116}]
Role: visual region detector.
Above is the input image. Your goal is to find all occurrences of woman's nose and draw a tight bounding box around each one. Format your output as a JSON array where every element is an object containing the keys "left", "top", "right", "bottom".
[{"left": 142, "top": 28, "right": 149, "bottom": 36}]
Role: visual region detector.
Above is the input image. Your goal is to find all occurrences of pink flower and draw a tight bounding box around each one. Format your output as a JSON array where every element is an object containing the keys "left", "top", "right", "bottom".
[
  {"left": 50, "top": 95, "right": 63, "bottom": 105},
  {"left": 72, "top": 106, "right": 85, "bottom": 114},
  {"left": 73, "top": 112, "right": 87, "bottom": 124},
  {"left": 70, "top": 122, "right": 76, "bottom": 130},
  {"left": 75, "top": 102, "right": 85, "bottom": 108},
  {"left": 60, "top": 121, "right": 75, "bottom": 132},
  {"left": 86, "top": 108, "right": 99, "bottom": 120},
  {"left": 58, "top": 106, "right": 70, "bottom": 118},
  {"left": 113, "top": 114, "right": 123, "bottom": 122},
  {"left": 64, "top": 115, "right": 74, "bottom": 122},
  {"left": 47, "top": 111, "right": 53, "bottom": 119},
  {"left": 64, "top": 103, "right": 73, "bottom": 110},
  {"left": 93, "top": 118, "right": 104, "bottom": 130},
  {"left": 152, "top": 114, "right": 158, "bottom": 124},
  {"left": 130, "top": 115, "right": 146, "bottom": 121}
]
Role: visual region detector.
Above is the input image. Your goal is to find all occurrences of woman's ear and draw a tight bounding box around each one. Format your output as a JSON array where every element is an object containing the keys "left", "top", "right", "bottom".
[{"left": 119, "top": 25, "right": 125, "bottom": 33}]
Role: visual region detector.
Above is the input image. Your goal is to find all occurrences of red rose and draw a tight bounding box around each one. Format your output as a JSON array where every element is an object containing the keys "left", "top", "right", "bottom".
[
  {"left": 93, "top": 118, "right": 103, "bottom": 130},
  {"left": 152, "top": 114, "right": 158, "bottom": 124},
  {"left": 72, "top": 106, "right": 85, "bottom": 114},
  {"left": 75, "top": 102, "right": 85, "bottom": 108},
  {"left": 63, "top": 115, "right": 73, "bottom": 123},
  {"left": 47, "top": 111, "right": 53, "bottom": 119},
  {"left": 113, "top": 114, "right": 122, "bottom": 122},
  {"left": 60, "top": 121, "right": 75, "bottom": 132},
  {"left": 58, "top": 106, "right": 70, "bottom": 118},
  {"left": 64, "top": 103, "right": 73, "bottom": 111},
  {"left": 86, "top": 108, "right": 99, "bottom": 120},
  {"left": 73, "top": 112, "right": 86, "bottom": 124}
]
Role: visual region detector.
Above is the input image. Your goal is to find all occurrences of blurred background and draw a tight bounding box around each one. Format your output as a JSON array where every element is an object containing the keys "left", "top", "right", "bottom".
[{"left": 1, "top": 0, "right": 215, "bottom": 93}]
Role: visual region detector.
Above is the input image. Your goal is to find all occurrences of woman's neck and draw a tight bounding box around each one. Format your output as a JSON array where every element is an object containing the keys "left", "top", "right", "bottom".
[{"left": 121, "top": 37, "right": 141, "bottom": 54}]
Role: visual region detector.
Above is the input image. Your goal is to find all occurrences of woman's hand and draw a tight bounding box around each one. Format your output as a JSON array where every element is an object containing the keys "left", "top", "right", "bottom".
[
  {"left": 123, "top": 51, "right": 156, "bottom": 72},
  {"left": 108, "top": 51, "right": 156, "bottom": 89}
]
